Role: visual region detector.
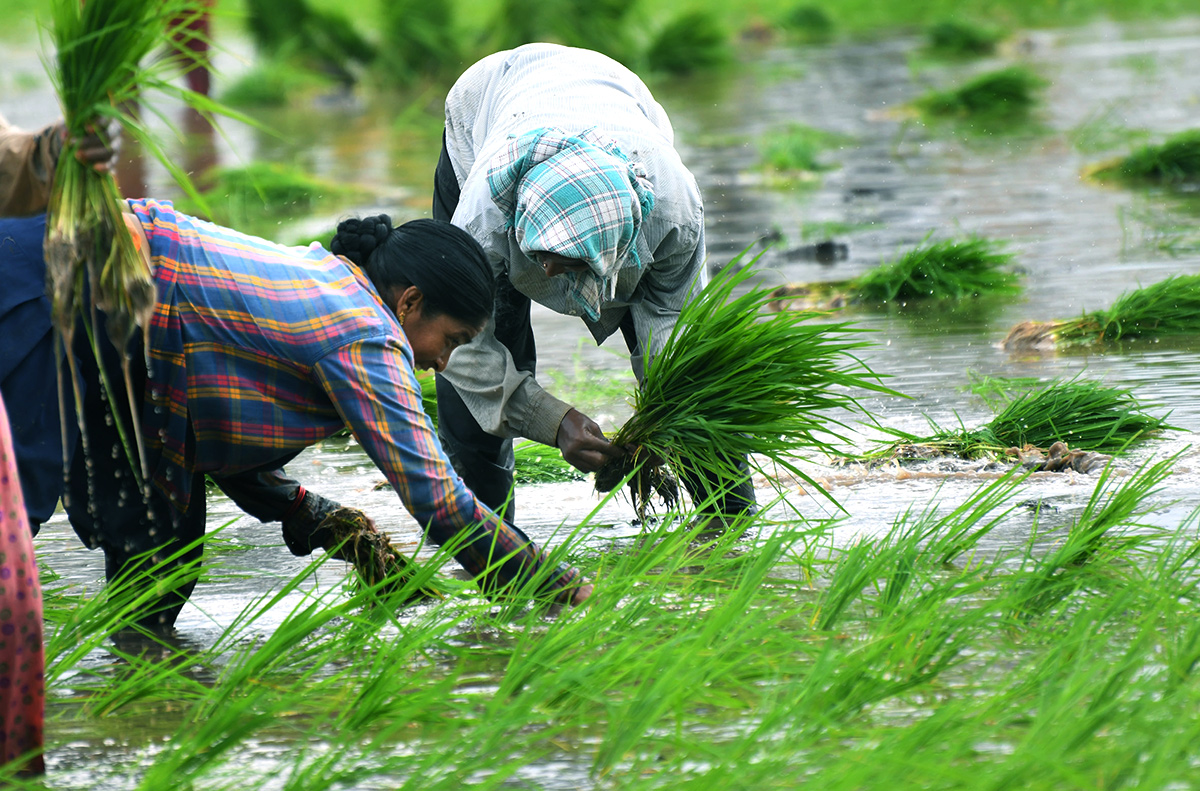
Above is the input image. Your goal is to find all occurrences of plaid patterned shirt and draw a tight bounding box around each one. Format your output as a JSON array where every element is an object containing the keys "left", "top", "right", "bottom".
[{"left": 130, "top": 199, "right": 577, "bottom": 596}]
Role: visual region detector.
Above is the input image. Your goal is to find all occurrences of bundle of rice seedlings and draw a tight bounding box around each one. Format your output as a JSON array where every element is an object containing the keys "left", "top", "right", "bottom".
[
  {"left": 594, "top": 254, "right": 894, "bottom": 515},
  {"left": 513, "top": 441, "right": 585, "bottom": 484},
  {"left": 318, "top": 508, "right": 454, "bottom": 603},
  {"left": 915, "top": 65, "right": 1046, "bottom": 122},
  {"left": 780, "top": 4, "right": 834, "bottom": 42},
  {"left": 45, "top": 0, "right": 222, "bottom": 484},
  {"left": 1087, "top": 129, "right": 1200, "bottom": 186},
  {"left": 863, "top": 377, "right": 1172, "bottom": 462},
  {"left": 759, "top": 123, "right": 847, "bottom": 184},
  {"left": 1002, "top": 274, "right": 1200, "bottom": 350},
  {"left": 647, "top": 10, "right": 732, "bottom": 75},
  {"left": 852, "top": 236, "right": 1019, "bottom": 302},
  {"left": 925, "top": 20, "right": 1003, "bottom": 57},
  {"left": 769, "top": 236, "right": 1019, "bottom": 311}
]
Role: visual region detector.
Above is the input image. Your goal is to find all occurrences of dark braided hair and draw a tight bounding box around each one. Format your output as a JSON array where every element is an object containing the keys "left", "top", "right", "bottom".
[{"left": 331, "top": 215, "right": 495, "bottom": 326}]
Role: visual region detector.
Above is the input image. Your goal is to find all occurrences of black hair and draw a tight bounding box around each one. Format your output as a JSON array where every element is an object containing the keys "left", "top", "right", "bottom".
[{"left": 330, "top": 215, "right": 495, "bottom": 326}]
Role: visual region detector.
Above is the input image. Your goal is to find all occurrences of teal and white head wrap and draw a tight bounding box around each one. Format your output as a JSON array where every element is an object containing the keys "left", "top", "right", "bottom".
[{"left": 487, "top": 127, "right": 656, "bottom": 321}]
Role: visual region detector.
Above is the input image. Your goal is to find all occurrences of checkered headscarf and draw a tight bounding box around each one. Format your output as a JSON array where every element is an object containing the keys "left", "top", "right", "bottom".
[{"left": 487, "top": 127, "right": 656, "bottom": 320}]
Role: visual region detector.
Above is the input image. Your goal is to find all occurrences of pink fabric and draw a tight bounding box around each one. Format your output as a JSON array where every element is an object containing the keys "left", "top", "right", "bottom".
[{"left": 0, "top": 395, "right": 43, "bottom": 775}]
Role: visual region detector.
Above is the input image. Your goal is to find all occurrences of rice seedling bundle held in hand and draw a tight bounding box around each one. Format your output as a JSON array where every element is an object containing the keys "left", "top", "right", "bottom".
[
  {"left": 594, "top": 254, "right": 894, "bottom": 514},
  {"left": 44, "top": 0, "right": 216, "bottom": 485}
]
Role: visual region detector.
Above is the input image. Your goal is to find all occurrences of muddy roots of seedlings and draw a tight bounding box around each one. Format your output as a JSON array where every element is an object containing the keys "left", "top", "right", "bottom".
[
  {"left": 595, "top": 451, "right": 680, "bottom": 521},
  {"left": 318, "top": 507, "right": 443, "bottom": 604}
]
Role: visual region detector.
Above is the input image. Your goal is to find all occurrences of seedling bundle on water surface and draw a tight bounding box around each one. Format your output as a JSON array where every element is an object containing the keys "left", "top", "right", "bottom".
[
  {"left": 1003, "top": 273, "right": 1200, "bottom": 350},
  {"left": 914, "top": 65, "right": 1047, "bottom": 123},
  {"left": 770, "top": 236, "right": 1019, "bottom": 310},
  {"left": 859, "top": 376, "right": 1173, "bottom": 463},
  {"left": 1087, "top": 129, "right": 1200, "bottom": 186},
  {"left": 593, "top": 255, "right": 896, "bottom": 516}
]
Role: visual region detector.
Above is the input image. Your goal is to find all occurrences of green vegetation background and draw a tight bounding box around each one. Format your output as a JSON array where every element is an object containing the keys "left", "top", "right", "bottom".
[{"left": 6, "top": 0, "right": 1200, "bottom": 45}]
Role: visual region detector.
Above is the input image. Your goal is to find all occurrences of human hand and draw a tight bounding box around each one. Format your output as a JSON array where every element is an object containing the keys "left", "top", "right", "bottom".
[
  {"left": 570, "top": 580, "right": 593, "bottom": 605},
  {"left": 556, "top": 408, "right": 624, "bottom": 473},
  {"left": 50, "top": 116, "right": 121, "bottom": 173},
  {"left": 553, "top": 570, "right": 593, "bottom": 606}
]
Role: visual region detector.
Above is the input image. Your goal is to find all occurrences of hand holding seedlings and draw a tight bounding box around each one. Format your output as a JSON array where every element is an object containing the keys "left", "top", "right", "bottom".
[
  {"left": 556, "top": 408, "right": 625, "bottom": 473},
  {"left": 52, "top": 116, "right": 121, "bottom": 173}
]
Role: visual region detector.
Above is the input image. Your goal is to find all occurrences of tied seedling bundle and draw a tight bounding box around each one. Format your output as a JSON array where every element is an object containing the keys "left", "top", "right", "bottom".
[
  {"left": 861, "top": 376, "right": 1173, "bottom": 463},
  {"left": 594, "top": 254, "right": 895, "bottom": 516},
  {"left": 1003, "top": 274, "right": 1200, "bottom": 350},
  {"left": 44, "top": 0, "right": 226, "bottom": 484},
  {"left": 769, "top": 235, "right": 1019, "bottom": 311},
  {"left": 319, "top": 508, "right": 458, "bottom": 604}
]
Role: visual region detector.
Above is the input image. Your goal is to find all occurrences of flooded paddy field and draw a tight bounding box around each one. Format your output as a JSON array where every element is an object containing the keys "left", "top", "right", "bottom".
[{"left": 6, "top": 13, "right": 1200, "bottom": 789}]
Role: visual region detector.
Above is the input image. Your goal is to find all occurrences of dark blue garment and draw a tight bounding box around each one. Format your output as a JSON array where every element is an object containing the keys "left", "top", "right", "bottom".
[{"left": 0, "top": 214, "right": 73, "bottom": 531}]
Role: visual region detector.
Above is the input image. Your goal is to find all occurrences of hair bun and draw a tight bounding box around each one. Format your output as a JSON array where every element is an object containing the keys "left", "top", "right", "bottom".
[{"left": 331, "top": 214, "right": 393, "bottom": 266}]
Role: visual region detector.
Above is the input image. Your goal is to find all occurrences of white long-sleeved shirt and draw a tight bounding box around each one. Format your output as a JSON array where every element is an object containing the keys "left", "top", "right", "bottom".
[{"left": 441, "top": 43, "right": 708, "bottom": 446}]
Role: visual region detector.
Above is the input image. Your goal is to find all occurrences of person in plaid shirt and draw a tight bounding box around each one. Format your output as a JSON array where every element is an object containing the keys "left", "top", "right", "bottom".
[
  {"left": 433, "top": 43, "right": 757, "bottom": 528},
  {"left": 5, "top": 197, "right": 590, "bottom": 631}
]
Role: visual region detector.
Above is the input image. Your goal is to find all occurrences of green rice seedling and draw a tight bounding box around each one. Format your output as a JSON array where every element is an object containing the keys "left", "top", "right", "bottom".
[
  {"left": 852, "top": 236, "right": 1020, "bottom": 302},
  {"left": 769, "top": 236, "right": 1019, "bottom": 311},
  {"left": 513, "top": 440, "right": 584, "bottom": 484},
  {"left": 647, "top": 10, "right": 732, "bottom": 75},
  {"left": 1088, "top": 129, "right": 1200, "bottom": 186},
  {"left": 593, "top": 253, "right": 895, "bottom": 516},
  {"left": 780, "top": 4, "right": 835, "bottom": 42},
  {"left": 863, "top": 375, "right": 1172, "bottom": 461},
  {"left": 759, "top": 123, "right": 847, "bottom": 183},
  {"left": 1007, "top": 454, "right": 1174, "bottom": 622},
  {"left": 319, "top": 507, "right": 458, "bottom": 602},
  {"left": 924, "top": 19, "right": 1004, "bottom": 57},
  {"left": 985, "top": 376, "right": 1172, "bottom": 452},
  {"left": 915, "top": 65, "right": 1047, "bottom": 122},
  {"left": 1005, "top": 273, "right": 1200, "bottom": 349}
]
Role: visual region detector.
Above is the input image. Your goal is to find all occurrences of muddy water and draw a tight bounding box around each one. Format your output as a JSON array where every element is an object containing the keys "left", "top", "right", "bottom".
[{"left": 7, "top": 16, "right": 1200, "bottom": 784}]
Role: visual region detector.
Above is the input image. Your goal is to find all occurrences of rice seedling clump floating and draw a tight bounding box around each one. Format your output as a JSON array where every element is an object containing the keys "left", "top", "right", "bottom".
[
  {"left": 1086, "top": 129, "right": 1200, "bottom": 186},
  {"left": 593, "top": 254, "right": 895, "bottom": 516},
  {"left": 758, "top": 123, "right": 848, "bottom": 187},
  {"left": 770, "top": 235, "right": 1019, "bottom": 310},
  {"left": 647, "top": 10, "right": 732, "bottom": 75},
  {"left": 915, "top": 65, "right": 1047, "bottom": 122},
  {"left": 924, "top": 19, "right": 1004, "bottom": 57},
  {"left": 860, "top": 376, "right": 1173, "bottom": 463},
  {"left": 1002, "top": 273, "right": 1200, "bottom": 350}
]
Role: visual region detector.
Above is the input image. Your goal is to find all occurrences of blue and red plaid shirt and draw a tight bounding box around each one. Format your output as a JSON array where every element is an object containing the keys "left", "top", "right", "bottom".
[{"left": 129, "top": 198, "right": 577, "bottom": 596}]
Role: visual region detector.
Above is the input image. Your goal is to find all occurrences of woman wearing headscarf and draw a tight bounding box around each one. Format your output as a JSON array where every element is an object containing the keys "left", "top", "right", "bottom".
[{"left": 432, "top": 42, "right": 756, "bottom": 526}]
